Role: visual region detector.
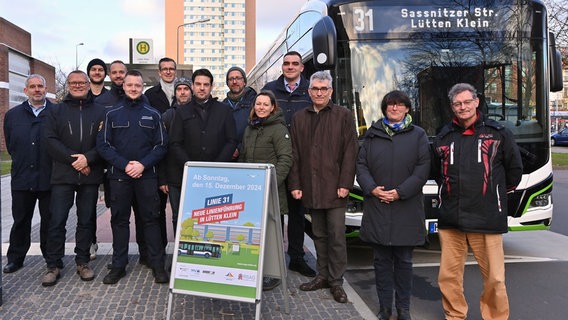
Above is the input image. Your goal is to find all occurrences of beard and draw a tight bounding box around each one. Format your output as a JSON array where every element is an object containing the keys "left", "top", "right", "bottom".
[{"left": 90, "top": 78, "right": 105, "bottom": 85}]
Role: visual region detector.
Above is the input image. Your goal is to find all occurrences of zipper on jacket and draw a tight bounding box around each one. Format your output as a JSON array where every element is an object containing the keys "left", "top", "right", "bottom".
[
  {"left": 496, "top": 184, "right": 502, "bottom": 212},
  {"left": 450, "top": 142, "right": 454, "bottom": 165},
  {"left": 79, "top": 101, "right": 83, "bottom": 144},
  {"left": 477, "top": 139, "right": 481, "bottom": 163}
]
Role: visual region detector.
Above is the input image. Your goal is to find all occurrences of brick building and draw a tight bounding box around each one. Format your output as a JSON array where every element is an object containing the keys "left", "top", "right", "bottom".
[{"left": 0, "top": 17, "right": 56, "bottom": 152}]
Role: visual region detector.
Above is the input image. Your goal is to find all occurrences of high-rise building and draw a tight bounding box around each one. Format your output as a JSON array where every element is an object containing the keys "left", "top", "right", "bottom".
[{"left": 165, "top": 0, "right": 256, "bottom": 98}]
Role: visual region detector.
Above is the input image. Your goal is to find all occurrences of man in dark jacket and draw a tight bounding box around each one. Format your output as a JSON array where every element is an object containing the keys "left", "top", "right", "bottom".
[
  {"left": 432, "top": 83, "right": 523, "bottom": 320},
  {"left": 42, "top": 70, "right": 106, "bottom": 286},
  {"left": 261, "top": 51, "right": 315, "bottom": 278},
  {"left": 169, "top": 68, "right": 237, "bottom": 164},
  {"left": 3, "top": 74, "right": 53, "bottom": 274},
  {"left": 145, "top": 57, "right": 178, "bottom": 249},
  {"left": 159, "top": 77, "right": 192, "bottom": 233},
  {"left": 288, "top": 71, "right": 358, "bottom": 304},
  {"left": 95, "top": 60, "right": 149, "bottom": 267},
  {"left": 97, "top": 70, "right": 169, "bottom": 285},
  {"left": 223, "top": 66, "right": 256, "bottom": 160}
]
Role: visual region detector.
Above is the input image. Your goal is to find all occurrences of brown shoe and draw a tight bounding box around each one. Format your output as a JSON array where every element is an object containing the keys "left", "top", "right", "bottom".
[
  {"left": 299, "top": 276, "right": 330, "bottom": 291},
  {"left": 330, "top": 285, "right": 348, "bottom": 303},
  {"left": 41, "top": 267, "right": 61, "bottom": 287},
  {"left": 77, "top": 263, "right": 95, "bottom": 281}
]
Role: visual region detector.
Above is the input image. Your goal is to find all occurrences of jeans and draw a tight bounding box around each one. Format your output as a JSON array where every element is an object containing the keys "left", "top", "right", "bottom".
[
  {"left": 7, "top": 190, "right": 51, "bottom": 264},
  {"left": 372, "top": 244, "right": 414, "bottom": 311},
  {"left": 45, "top": 184, "right": 99, "bottom": 268}
]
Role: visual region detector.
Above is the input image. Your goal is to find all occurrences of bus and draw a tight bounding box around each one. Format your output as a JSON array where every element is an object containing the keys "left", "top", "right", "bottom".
[
  {"left": 178, "top": 241, "right": 222, "bottom": 258},
  {"left": 248, "top": 0, "right": 564, "bottom": 237}
]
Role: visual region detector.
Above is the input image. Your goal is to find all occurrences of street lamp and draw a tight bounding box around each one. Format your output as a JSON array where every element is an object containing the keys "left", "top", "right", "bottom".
[
  {"left": 75, "top": 42, "right": 84, "bottom": 70},
  {"left": 176, "top": 18, "right": 210, "bottom": 64}
]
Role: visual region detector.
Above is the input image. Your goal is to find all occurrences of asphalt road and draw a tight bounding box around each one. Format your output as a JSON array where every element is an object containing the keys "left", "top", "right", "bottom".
[{"left": 344, "top": 168, "right": 568, "bottom": 319}]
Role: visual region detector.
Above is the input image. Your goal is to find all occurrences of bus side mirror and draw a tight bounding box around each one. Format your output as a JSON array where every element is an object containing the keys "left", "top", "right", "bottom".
[
  {"left": 549, "top": 32, "right": 563, "bottom": 92},
  {"left": 312, "top": 16, "right": 337, "bottom": 70}
]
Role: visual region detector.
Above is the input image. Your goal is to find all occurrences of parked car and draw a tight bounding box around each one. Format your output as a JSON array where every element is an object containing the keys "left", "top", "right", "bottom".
[{"left": 551, "top": 129, "right": 568, "bottom": 146}]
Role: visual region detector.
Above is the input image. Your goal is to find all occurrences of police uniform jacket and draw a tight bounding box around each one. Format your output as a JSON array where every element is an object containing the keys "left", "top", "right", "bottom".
[{"left": 96, "top": 96, "right": 167, "bottom": 180}]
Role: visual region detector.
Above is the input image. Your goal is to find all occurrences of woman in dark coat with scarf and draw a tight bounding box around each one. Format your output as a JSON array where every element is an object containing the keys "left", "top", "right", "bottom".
[{"left": 356, "top": 90, "right": 430, "bottom": 320}]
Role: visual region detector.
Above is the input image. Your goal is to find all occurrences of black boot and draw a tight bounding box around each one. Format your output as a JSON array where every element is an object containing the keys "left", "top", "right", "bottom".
[
  {"left": 377, "top": 307, "right": 392, "bottom": 320},
  {"left": 397, "top": 308, "right": 411, "bottom": 320}
]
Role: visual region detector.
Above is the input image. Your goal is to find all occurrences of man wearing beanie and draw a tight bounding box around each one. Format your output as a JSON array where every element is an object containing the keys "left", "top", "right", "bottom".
[
  {"left": 222, "top": 66, "right": 256, "bottom": 160},
  {"left": 87, "top": 58, "right": 108, "bottom": 98},
  {"left": 86, "top": 58, "right": 108, "bottom": 260},
  {"left": 158, "top": 77, "right": 192, "bottom": 234}
]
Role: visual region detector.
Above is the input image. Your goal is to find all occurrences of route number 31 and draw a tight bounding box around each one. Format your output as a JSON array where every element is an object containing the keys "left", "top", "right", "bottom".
[{"left": 353, "top": 8, "right": 374, "bottom": 32}]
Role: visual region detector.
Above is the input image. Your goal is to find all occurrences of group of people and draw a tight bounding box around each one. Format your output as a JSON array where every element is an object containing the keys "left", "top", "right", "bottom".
[{"left": 3, "top": 50, "right": 522, "bottom": 320}]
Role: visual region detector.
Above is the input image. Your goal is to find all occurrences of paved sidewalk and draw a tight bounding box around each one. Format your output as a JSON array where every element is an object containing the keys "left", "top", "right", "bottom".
[{"left": 1, "top": 175, "right": 374, "bottom": 319}]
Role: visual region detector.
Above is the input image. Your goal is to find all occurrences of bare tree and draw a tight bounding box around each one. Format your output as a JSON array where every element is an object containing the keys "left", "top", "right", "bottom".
[{"left": 545, "top": 0, "right": 568, "bottom": 59}]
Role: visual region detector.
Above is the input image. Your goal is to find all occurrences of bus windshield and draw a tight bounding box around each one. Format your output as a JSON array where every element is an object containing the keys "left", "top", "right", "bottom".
[{"left": 334, "top": 0, "right": 548, "bottom": 173}]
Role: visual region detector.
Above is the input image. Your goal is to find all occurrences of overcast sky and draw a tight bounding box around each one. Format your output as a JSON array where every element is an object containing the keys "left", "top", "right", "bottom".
[{"left": 0, "top": 0, "right": 308, "bottom": 73}]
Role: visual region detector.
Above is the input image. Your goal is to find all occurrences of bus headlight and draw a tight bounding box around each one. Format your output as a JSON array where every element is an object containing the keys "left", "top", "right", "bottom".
[{"left": 530, "top": 193, "right": 550, "bottom": 207}]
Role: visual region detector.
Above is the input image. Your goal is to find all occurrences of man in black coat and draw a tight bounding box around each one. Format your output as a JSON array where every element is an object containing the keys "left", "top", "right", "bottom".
[
  {"left": 144, "top": 57, "right": 178, "bottom": 248},
  {"left": 42, "top": 70, "right": 106, "bottom": 286}
]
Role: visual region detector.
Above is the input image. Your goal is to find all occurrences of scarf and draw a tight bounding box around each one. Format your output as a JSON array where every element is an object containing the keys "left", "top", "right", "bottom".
[
  {"left": 160, "top": 79, "right": 175, "bottom": 106},
  {"left": 382, "top": 114, "right": 412, "bottom": 136}
]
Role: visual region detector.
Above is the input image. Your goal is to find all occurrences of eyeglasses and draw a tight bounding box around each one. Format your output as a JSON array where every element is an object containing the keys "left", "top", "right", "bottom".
[
  {"left": 451, "top": 99, "right": 476, "bottom": 108},
  {"left": 309, "top": 87, "right": 330, "bottom": 94},
  {"left": 387, "top": 103, "right": 406, "bottom": 108},
  {"left": 68, "top": 81, "right": 89, "bottom": 87},
  {"left": 160, "top": 68, "right": 176, "bottom": 72},
  {"left": 228, "top": 76, "right": 244, "bottom": 82}
]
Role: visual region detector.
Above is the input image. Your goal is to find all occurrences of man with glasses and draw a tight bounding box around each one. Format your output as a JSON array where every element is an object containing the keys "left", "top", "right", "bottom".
[
  {"left": 223, "top": 66, "right": 257, "bottom": 160},
  {"left": 42, "top": 70, "right": 106, "bottom": 286},
  {"left": 145, "top": 57, "right": 178, "bottom": 249},
  {"left": 432, "top": 83, "right": 523, "bottom": 320},
  {"left": 3, "top": 74, "right": 54, "bottom": 274},
  {"left": 262, "top": 51, "right": 315, "bottom": 279},
  {"left": 288, "top": 71, "right": 357, "bottom": 303}
]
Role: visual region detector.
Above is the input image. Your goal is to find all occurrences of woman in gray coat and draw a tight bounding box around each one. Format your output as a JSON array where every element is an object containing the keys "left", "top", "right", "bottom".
[{"left": 356, "top": 90, "right": 430, "bottom": 320}]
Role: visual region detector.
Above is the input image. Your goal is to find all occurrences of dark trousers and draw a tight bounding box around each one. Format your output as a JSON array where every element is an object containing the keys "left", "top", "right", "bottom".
[
  {"left": 311, "top": 207, "right": 347, "bottom": 287},
  {"left": 129, "top": 190, "right": 167, "bottom": 255},
  {"left": 169, "top": 185, "right": 181, "bottom": 234},
  {"left": 105, "top": 177, "right": 152, "bottom": 259},
  {"left": 286, "top": 191, "right": 307, "bottom": 261},
  {"left": 372, "top": 244, "right": 414, "bottom": 311},
  {"left": 46, "top": 184, "right": 99, "bottom": 268},
  {"left": 7, "top": 190, "right": 51, "bottom": 264},
  {"left": 109, "top": 178, "right": 165, "bottom": 269}
]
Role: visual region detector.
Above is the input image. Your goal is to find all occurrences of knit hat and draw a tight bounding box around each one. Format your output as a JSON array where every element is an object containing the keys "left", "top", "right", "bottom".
[
  {"left": 174, "top": 77, "right": 192, "bottom": 90},
  {"left": 86, "top": 58, "right": 107, "bottom": 76},
  {"left": 226, "top": 66, "right": 247, "bottom": 85}
]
